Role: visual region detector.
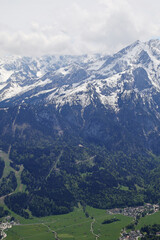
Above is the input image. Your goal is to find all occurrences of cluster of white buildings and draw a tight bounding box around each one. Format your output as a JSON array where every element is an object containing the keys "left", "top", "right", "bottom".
[{"left": 0, "top": 217, "right": 16, "bottom": 240}]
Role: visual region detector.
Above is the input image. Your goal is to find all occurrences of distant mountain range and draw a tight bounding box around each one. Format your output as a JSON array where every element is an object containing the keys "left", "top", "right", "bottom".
[{"left": 0, "top": 40, "right": 160, "bottom": 110}]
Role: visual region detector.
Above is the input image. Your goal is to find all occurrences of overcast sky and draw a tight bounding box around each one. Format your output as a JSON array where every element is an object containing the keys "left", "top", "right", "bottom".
[{"left": 0, "top": 0, "right": 160, "bottom": 56}]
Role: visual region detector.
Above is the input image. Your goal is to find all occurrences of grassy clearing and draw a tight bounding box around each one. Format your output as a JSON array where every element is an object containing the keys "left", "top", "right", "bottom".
[
  {"left": 45, "top": 208, "right": 93, "bottom": 240},
  {"left": 6, "top": 207, "right": 93, "bottom": 240},
  {"left": 136, "top": 211, "right": 160, "bottom": 230},
  {"left": 86, "top": 206, "right": 133, "bottom": 240},
  {"left": 0, "top": 150, "right": 26, "bottom": 194},
  {"left": 14, "top": 165, "right": 26, "bottom": 193},
  {"left": 5, "top": 206, "right": 133, "bottom": 240},
  {"left": 135, "top": 184, "right": 144, "bottom": 191},
  {"left": 119, "top": 185, "right": 129, "bottom": 191},
  {"left": 6, "top": 224, "right": 54, "bottom": 240},
  {"left": 0, "top": 151, "right": 13, "bottom": 180}
]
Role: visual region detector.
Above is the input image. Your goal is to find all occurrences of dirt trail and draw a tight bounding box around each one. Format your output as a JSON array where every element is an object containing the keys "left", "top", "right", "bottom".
[
  {"left": 90, "top": 218, "right": 100, "bottom": 240},
  {"left": 42, "top": 223, "right": 61, "bottom": 240}
]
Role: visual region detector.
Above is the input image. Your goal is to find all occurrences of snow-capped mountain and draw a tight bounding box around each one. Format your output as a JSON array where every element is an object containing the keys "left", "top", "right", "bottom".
[
  {"left": 0, "top": 39, "right": 160, "bottom": 111},
  {"left": 0, "top": 39, "right": 160, "bottom": 153},
  {"left": 0, "top": 54, "right": 105, "bottom": 105}
]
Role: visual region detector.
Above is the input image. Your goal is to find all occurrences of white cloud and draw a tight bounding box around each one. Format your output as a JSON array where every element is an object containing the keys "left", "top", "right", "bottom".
[
  {"left": 0, "top": 0, "right": 160, "bottom": 56},
  {"left": 0, "top": 30, "right": 73, "bottom": 56}
]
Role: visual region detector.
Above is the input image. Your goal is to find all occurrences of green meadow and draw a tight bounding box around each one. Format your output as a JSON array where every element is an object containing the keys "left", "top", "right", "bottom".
[
  {"left": 6, "top": 224, "right": 54, "bottom": 240},
  {"left": 136, "top": 210, "right": 160, "bottom": 230},
  {"left": 5, "top": 206, "right": 133, "bottom": 240},
  {"left": 5, "top": 205, "right": 160, "bottom": 240}
]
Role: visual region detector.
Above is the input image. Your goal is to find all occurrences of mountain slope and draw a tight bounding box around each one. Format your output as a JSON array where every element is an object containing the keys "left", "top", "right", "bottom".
[
  {"left": 0, "top": 40, "right": 160, "bottom": 152},
  {"left": 1, "top": 40, "right": 160, "bottom": 217}
]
